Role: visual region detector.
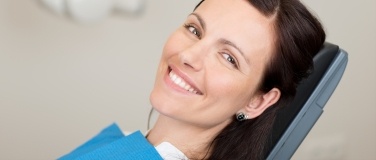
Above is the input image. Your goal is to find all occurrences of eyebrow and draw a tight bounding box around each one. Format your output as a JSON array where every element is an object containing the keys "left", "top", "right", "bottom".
[
  {"left": 189, "top": 13, "right": 206, "bottom": 31},
  {"left": 220, "top": 38, "right": 249, "bottom": 65}
]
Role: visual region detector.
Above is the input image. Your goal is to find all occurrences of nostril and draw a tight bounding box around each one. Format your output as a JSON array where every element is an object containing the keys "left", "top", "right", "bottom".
[
  {"left": 180, "top": 52, "right": 202, "bottom": 71},
  {"left": 184, "top": 62, "right": 194, "bottom": 69}
]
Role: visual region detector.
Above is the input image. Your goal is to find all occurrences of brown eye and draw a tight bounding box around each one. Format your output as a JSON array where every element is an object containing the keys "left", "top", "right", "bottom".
[
  {"left": 184, "top": 24, "right": 201, "bottom": 38},
  {"left": 222, "top": 53, "right": 238, "bottom": 68}
]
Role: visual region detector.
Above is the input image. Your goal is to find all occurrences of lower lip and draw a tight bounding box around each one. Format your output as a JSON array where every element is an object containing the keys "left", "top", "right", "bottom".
[{"left": 163, "top": 68, "right": 195, "bottom": 95}]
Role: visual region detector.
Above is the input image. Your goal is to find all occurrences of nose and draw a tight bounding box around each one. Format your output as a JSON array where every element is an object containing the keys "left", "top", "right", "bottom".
[{"left": 178, "top": 42, "right": 208, "bottom": 71}]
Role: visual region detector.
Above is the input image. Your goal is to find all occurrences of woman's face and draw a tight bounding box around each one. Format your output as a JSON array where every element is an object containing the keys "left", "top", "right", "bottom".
[{"left": 150, "top": 0, "right": 276, "bottom": 128}]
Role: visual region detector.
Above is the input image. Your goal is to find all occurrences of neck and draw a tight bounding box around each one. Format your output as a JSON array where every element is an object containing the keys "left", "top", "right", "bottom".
[{"left": 147, "top": 114, "right": 230, "bottom": 159}]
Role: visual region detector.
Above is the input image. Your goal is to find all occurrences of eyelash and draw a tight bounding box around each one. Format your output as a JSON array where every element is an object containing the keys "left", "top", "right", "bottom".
[
  {"left": 184, "top": 24, "right": 201, "bottom": 39},
  {"left": 183, "top": 23, "right": 239, "bottom": 69}
]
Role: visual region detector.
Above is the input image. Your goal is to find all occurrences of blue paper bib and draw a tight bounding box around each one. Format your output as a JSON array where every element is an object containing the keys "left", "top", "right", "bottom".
[{"left": 58, "top": 123, "right": 163, "bottom": 160}]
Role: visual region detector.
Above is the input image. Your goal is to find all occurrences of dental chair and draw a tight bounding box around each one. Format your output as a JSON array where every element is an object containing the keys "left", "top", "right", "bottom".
[{"left": 266, "top": 42, "right": 348, "bottom": 159}]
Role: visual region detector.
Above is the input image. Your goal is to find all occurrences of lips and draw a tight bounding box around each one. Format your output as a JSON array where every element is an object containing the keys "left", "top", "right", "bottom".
[{"left": 167, "top": 67, "right": 203, "bottom": 95}]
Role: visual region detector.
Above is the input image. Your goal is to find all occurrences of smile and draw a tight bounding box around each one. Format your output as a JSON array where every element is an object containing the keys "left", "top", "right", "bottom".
[{"left": 168, "top": 70, "right": 202, "bottom": 95}]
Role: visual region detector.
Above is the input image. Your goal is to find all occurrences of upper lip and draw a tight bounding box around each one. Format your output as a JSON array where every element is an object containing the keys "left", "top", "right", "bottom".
[{"left": 168, "top": 65, "right": 203, "bottom": 95}]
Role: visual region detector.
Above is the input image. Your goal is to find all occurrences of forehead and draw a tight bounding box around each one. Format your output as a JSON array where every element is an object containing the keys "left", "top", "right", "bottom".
[
  {"left": 194, "top": 0, "right": 276, "bottom": 70},
  {"left": 195, "top": 0, "right": 274, "bottom": 28}
]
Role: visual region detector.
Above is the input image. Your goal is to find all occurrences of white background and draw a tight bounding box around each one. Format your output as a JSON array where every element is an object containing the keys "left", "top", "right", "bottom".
[{"left": 0, "top": 0, "right": 375, "bottom": 159}]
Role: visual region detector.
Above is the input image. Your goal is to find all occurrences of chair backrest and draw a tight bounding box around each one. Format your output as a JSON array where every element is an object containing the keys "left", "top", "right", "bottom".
[{"left": 266, "top": 42, "right": 348, "bottom": 160}]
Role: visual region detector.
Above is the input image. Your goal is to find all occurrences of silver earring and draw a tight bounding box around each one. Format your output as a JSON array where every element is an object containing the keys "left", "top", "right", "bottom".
[{"left": 236, "top": 112, "right": 248, "bottom": 121}]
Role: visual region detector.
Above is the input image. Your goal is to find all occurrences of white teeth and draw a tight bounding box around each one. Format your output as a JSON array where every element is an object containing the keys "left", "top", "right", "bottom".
[
  {"left": 169, "top": 70, "right": 199, "bottom": 94},
  {"left": 175, "top": 77, "right": 181, "bottom": 84},
  {"left": 172, "top": 74, "right": 177, "bottom": 81},
  {"left": 178, "top": 81, "right": 185, "bottom": 88}
]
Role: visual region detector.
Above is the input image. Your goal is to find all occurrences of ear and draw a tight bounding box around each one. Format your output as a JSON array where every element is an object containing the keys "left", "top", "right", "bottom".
[{"left": 243, "top": 88, "right": 281, "bottom": 119}]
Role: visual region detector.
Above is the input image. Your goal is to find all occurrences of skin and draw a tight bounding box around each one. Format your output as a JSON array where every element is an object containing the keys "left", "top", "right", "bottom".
[{"left": 148, "top": 0, "right": 281, "bottom": 158}]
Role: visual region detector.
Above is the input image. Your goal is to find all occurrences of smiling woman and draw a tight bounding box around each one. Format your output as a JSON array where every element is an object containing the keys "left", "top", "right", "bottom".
[
  {"left": 58, "top": 0, "right": 325, "bottom": 159},
  {"left": 148, "top": 0, "right": 325, "bottom": 159}
]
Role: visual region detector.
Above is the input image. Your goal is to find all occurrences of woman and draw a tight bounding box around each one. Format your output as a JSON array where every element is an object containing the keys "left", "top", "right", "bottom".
[
  {"left": 59, "top": 0, "right": 325, "bottom": 159},
  {"left": 148, "top": 0, "right": 325, "bottom": 159}
]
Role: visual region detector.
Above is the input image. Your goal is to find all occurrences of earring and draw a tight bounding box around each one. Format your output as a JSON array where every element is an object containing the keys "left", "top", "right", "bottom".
[{"left": 236, "top": 112, "right": 248, "bottom": 121}]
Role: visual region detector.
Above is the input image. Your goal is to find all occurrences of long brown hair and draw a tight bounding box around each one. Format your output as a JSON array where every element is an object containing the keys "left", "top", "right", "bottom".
[{"left": 194, "top": 0, "right": 326, "bottom": 159}]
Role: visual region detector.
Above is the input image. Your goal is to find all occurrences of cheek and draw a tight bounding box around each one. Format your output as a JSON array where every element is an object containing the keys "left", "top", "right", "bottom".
[
  {"left": 207, "top": 71, "right": 256, "bottom": 108},
  {"left": 161, "top": 30, "right": 188, "bottom": 58},
  {"left": 162, "top": 38, "right": 176, "bottom": 58},
  {"left": 155, "top": 31, "right": 182, "bottom": 77}
]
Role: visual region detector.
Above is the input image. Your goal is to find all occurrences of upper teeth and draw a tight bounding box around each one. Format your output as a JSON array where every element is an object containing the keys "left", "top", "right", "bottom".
[{"left": 169, "top": 71, "right": 198, "bottom": 94}]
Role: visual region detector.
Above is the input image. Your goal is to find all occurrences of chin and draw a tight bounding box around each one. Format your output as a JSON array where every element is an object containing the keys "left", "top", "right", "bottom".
[{"left": 150, "top": 86, "right": 172, "bottom": 115}]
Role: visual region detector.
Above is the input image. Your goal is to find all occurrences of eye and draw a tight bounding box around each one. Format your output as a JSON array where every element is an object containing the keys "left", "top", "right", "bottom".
[
  {"left": 184, "top": 24, "right": 201, "bottom": 38},
  {"left": 222, "top": 53, "right": 238, "bottom": 68}
]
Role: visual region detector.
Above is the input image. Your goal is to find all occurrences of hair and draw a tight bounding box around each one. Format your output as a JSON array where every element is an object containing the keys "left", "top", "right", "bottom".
[{"left": 193, "top": 0, "right": 326, "bottom": 159}]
